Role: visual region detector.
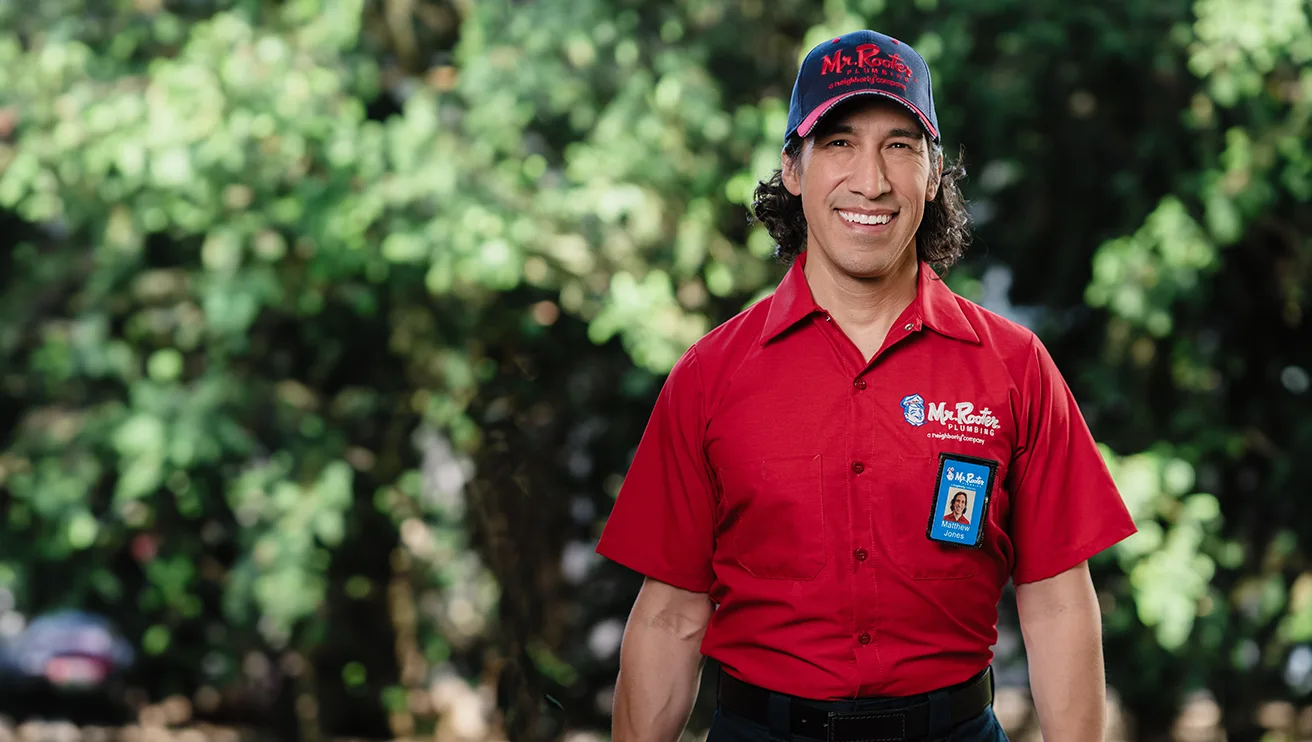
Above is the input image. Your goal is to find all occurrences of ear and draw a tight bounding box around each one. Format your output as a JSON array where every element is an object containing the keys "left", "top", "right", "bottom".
[
  {"left": 925, "top": 146, "right": 942, "bottom": 202},
  {"left": 782, "top": 147, "right": 803, "bottom": 197}
]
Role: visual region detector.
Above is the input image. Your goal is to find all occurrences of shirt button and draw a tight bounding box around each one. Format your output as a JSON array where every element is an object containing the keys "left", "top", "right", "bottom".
[
  {"left": 853, "top": 379, "right": 867, "bottom": 390},
  {"left": 858, "top": 632, "right": 871, "bottom": 645},
  {"left": 851, "top": 461, "right": 864, "bottom": 474},
  {"left": 903, "top": 323, "right": 914, "bottom": 331},
  {"left": 854, "top": 548, "right": 868, "bottom": 561}
]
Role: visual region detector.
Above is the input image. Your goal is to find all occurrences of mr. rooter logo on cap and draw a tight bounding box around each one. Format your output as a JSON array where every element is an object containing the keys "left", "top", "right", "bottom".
[{"left": 818, "top": 42, "right": 919, "bottom": 95}]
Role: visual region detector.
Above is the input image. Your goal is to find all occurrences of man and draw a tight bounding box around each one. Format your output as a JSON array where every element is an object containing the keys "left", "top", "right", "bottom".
[
  {"left": 945, "top": 491, "right": 971, "bottom": 525},
  {"left": 595, "top": 29, "right": 1137, "bottom": 742}
]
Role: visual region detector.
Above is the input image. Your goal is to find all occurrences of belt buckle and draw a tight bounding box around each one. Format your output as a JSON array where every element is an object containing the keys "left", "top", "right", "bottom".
[{"left": 826, "top": 709, "right": 906, "bottom": 742}]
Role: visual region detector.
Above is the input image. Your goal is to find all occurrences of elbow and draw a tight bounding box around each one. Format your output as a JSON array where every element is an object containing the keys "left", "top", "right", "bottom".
[
  {"left": 644, "top": 604, "right": 713, "bottom": 643},
  {"left": 630, "top": 577, "right": 715, "bottom": 636}
]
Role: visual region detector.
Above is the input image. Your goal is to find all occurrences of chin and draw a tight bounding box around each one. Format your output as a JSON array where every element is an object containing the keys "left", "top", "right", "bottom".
[{"left": 835, "top": 253, "right": 904, "bottom": 279}]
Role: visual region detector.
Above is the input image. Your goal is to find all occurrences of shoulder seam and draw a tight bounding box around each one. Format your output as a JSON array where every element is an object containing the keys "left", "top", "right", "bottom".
[
  {"left": 1007, "top": 330, "right": 1046, "bottom": 493},
  {"left": 685, "top": 342, "right": 711, "bottom": 437},
  {"left": 1005, "top": 327, "right": 1042, "bottom": 398}
]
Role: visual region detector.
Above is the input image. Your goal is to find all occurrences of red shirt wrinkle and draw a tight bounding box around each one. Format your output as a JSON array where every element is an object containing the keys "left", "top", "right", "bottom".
[{"left": 596, "top": 251, "right": 1136, "bottom": 700}]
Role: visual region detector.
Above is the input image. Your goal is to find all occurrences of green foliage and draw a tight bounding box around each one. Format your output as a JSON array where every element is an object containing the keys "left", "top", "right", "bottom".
[
  {"left": 1106, "top": 447, "right": 1227, "bottom": 651},
  {"left": 1087, "top": 197, "right": 1217, "bottom": 337},
  {"left": 0, "top": 0, "right": 1308, "bottom": 738}
]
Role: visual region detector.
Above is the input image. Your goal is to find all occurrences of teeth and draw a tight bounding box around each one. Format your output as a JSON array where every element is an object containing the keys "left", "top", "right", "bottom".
[{"left": 840, "top": 211, "right": 893, "bottom": 226}]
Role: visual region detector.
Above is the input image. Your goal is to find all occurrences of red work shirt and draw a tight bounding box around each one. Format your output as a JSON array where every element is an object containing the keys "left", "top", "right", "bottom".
[{"left": 595, "top": 251, "right": 1137, "bottom": 700}]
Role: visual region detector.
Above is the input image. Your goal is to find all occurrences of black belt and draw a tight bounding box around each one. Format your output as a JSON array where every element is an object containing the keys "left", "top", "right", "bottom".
[{"left": 717, "top": 666, "right": 994, "bottom": 742}]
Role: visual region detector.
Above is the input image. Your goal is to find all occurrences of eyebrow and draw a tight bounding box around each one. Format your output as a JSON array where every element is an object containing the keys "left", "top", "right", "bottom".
[{"left": 816, "top": 123, "right": 923, "bottom": 141}]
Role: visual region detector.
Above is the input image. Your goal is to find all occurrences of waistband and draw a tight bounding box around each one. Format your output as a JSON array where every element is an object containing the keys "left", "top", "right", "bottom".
[{"left": 716, "top": 666, "right": 994, "bottom": 742}]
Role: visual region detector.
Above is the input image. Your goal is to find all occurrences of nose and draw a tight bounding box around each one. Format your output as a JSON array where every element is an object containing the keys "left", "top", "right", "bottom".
[{"left": 847, "top": 150, "right": 891, "bottom": 199}]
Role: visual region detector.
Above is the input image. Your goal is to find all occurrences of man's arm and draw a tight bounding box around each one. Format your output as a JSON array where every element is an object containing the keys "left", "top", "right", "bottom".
[
  {"left": 1015, "top": 560, "right": 1106, "bottom": 742},
  {"left": 612, "top": 577, "right": 715, "bottom": 742}
]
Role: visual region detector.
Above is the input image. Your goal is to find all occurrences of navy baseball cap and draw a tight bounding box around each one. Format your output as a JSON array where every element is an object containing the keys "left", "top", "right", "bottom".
[{"left": 785, "top": 30, "right": 939, "bottom": 146}]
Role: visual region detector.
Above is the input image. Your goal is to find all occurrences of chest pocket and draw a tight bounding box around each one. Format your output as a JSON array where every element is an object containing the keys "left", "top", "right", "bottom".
[
  {"left": 717, "top": 454, "right": 826, "bottom": 580},
  {"left": 877, "top": 454, "right": 996, "bottom": 580}
]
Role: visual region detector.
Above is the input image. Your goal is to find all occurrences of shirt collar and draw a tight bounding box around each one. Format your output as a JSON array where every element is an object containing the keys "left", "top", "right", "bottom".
[
  {"left": 758, "top": 250, "right": 980, "bottom": 346},
  {"left": 918, "top": 260, "right": 980, "bottom": 344},
  {"left": 758, "top": 251, "right": 824, "bottom": 346}
]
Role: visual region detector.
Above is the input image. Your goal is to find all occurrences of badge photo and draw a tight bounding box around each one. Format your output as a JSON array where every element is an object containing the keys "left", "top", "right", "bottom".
[{"left": 925, "top": 453, "right": 999, "bottom": 549}]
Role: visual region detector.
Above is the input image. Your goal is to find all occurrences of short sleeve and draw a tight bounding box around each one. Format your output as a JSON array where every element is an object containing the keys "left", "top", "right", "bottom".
[
  {"left": 1006, "top": 334, "right": 1137, "bottom": 585},
  {"left": 595, "top": 344, "right": 716, "bottom": 593}
]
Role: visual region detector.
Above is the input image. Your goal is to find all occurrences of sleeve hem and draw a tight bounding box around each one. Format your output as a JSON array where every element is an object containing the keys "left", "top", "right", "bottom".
[
  {"left": 1011, "top": 522, "right": 1138, "bottom": 586},
  {"left": 596, "top": 543, "right": 713, "bottom": 594}
]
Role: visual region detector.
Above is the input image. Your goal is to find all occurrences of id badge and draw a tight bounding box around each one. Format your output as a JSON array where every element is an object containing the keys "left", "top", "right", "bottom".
[{"left": 925, "top": 453, "right": 999, "bottom": 549}]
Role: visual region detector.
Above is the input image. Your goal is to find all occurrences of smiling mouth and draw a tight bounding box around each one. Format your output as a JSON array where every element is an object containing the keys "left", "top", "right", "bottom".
[{"left": 838, "top": 210, "right": 896, "bottom": 226}]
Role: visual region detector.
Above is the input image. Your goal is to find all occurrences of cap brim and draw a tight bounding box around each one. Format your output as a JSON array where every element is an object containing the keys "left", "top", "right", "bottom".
[{"left": 795, "top": 90, "right": 939, "bottom": 142}]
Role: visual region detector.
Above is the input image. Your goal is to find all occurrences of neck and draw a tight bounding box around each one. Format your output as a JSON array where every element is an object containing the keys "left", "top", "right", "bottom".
[{"left": 803, "top": 250, "right": 920, "bottom": 334}]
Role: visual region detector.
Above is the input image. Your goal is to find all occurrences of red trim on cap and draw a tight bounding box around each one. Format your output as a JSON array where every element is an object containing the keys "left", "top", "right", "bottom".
[{"left": 796, "top": 90, "right": 938, "bottom": 141}]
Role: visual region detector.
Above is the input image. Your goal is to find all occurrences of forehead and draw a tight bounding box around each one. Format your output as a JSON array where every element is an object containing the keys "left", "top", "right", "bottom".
[{"left": 812, "top": 96, "right": 924, "bottom": 137}]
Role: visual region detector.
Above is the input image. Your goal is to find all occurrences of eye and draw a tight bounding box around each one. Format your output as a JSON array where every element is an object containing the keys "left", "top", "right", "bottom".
[{"left": 825, "top": 138, "right": 851, "bottom": 147}]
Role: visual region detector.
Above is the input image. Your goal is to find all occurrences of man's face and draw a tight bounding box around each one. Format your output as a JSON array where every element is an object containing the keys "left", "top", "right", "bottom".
[
  {"left": 953, "top": 494, "right": 966, "bottom": 515},
  {"left": 782, "top": 98, "right": 939, "bottom": 279}
]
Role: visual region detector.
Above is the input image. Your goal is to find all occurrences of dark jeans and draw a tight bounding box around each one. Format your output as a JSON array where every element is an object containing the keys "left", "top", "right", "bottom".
[{"left": 706, "top": 701, "right": 1010, "bottom": 742}]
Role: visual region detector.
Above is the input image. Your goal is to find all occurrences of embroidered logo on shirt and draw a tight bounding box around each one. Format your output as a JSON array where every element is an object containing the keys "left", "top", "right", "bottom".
[
  {"left": 899, "top": 394, "right": 926, "bottom": 426},
  {"left": 900, "top": 395, "right": 1003, "bottom": 443}
]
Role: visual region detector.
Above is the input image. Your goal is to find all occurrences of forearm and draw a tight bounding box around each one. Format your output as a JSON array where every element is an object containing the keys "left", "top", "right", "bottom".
[
  {"left": 612, "top": 606, "right": 709, "bottom": 742},
  {"left": 1017, "top": 567, "right": 1106, "bottom": 742}
]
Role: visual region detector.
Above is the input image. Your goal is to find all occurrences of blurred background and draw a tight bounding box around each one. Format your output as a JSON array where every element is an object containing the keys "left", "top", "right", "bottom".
[{"left": 0, "top": 0, "right": 1308, "bottom": 741}]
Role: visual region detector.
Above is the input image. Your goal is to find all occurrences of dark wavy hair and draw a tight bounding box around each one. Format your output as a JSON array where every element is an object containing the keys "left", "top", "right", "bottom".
[{"left": 750, "top": 131, "right": 972, "bottom": 270}]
